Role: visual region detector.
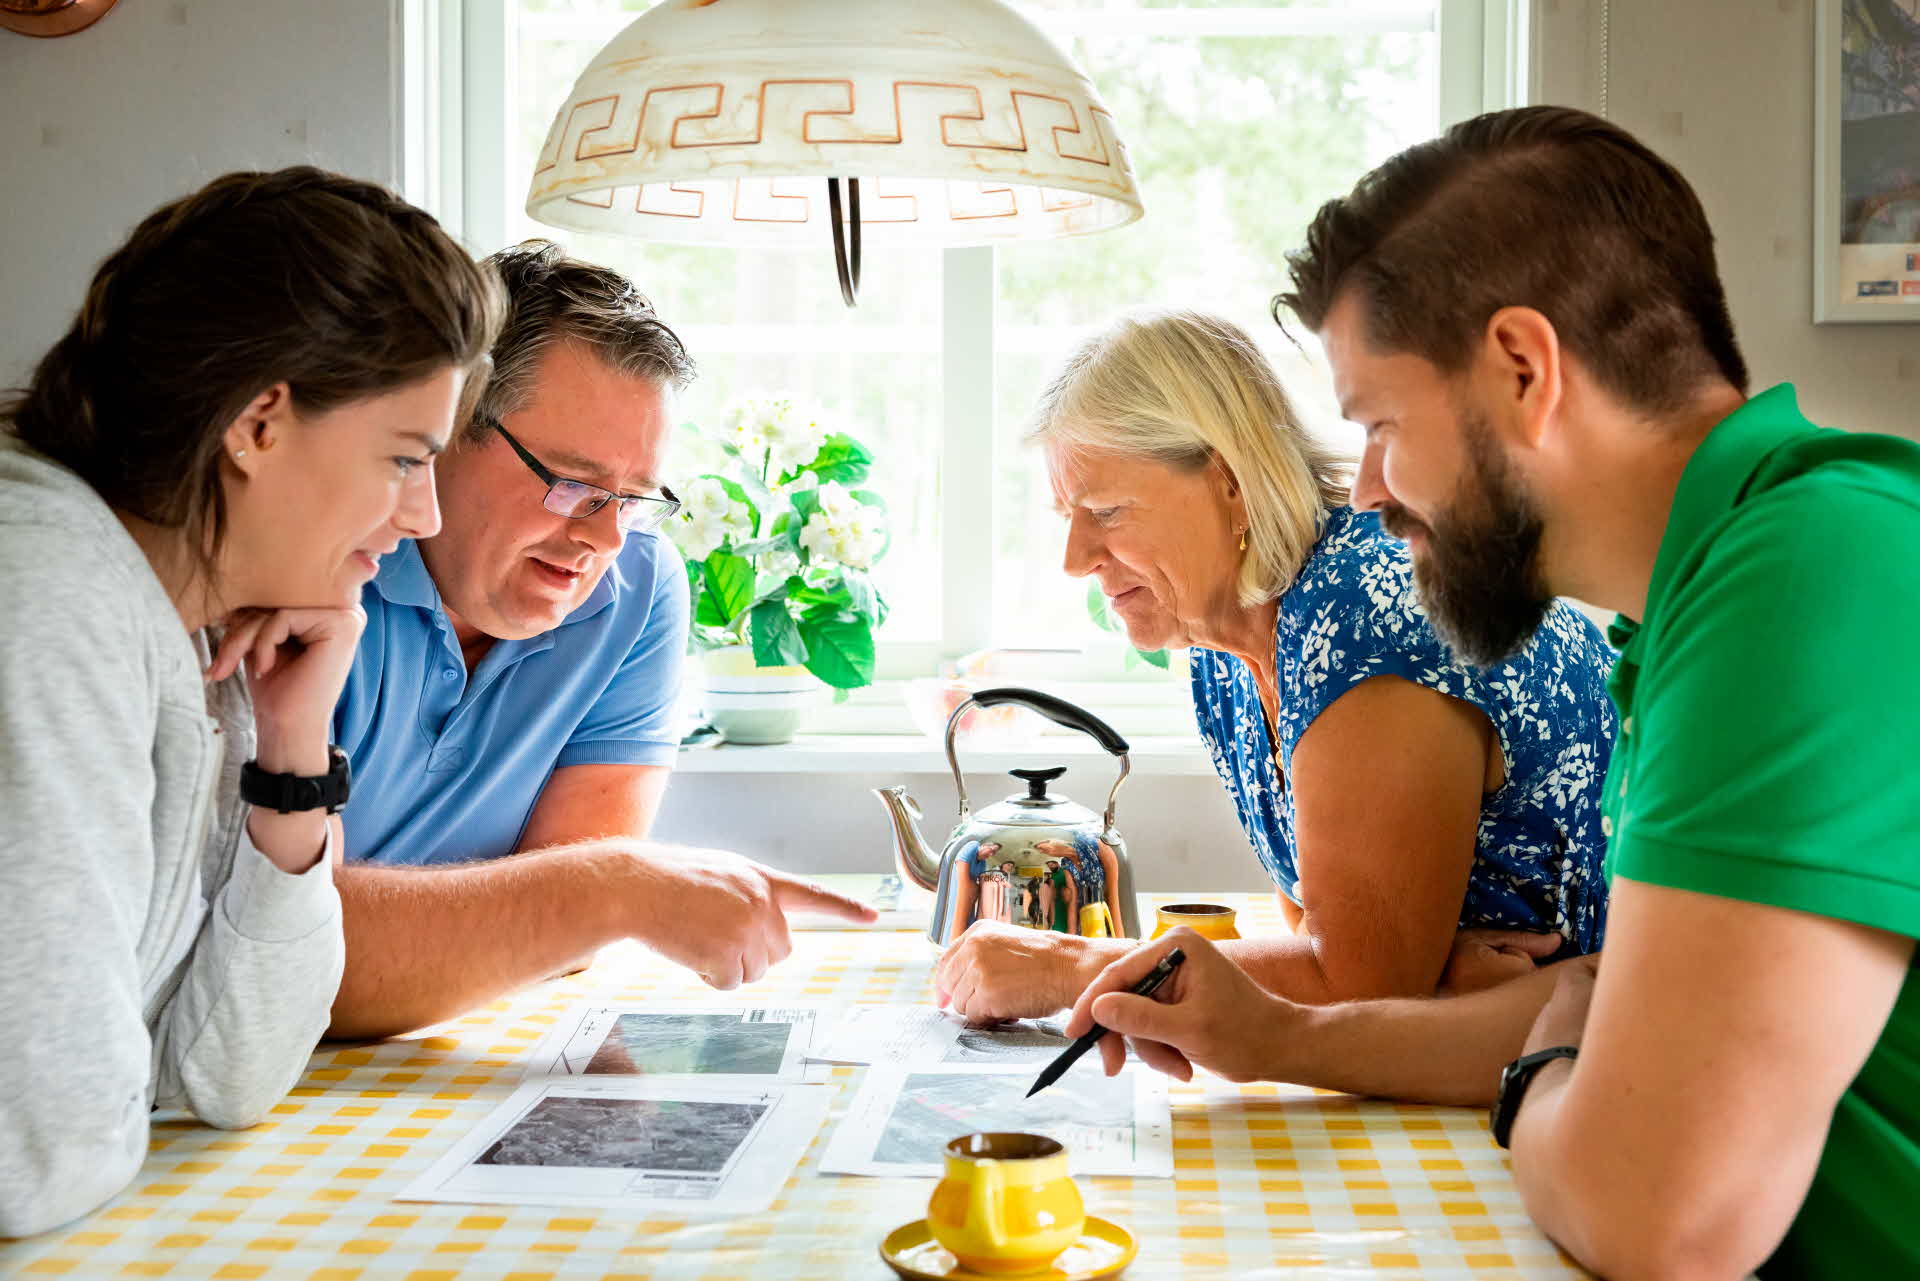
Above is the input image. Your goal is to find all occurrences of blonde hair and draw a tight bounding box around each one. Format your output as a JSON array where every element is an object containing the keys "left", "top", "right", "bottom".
[{"left": 1028, "top": 308, "right": 1351, "bottom": 606}]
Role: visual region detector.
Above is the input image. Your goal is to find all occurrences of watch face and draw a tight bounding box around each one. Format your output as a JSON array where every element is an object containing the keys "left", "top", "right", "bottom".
[
  {"left": 1490, "top": 1062, "right": 1526, "bottom": 1149},
  {"left": 1498, "top": 1060, "right": 1523, "bottom": 1097}
]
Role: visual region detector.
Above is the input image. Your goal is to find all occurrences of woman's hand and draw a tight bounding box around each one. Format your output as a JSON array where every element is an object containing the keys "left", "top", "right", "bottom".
[
  {"left": 207, "top": 606, "right": 366, "bottom": 774},
  {"left": 1064, "top": 927, "right": 1305, "bottom": 1083},
  {"left": 1441, "top": 928, "right": 1565, "bottom": 994},
  {"left": 934, "top": 920, "right": 1129, "bottom": 1023}
]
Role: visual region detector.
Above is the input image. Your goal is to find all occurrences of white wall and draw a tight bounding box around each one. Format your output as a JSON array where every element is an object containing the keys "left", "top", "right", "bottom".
[
  {"left": 0, "top": 0, "right": 403, "bottom": 386},
  {"left": 1533, "top": 0, "right": 1920, "bottom": 438}
]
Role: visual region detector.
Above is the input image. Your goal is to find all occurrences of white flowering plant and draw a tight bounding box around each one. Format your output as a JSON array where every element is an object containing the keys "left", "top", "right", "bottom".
[{"left": 666, "top": 396, "right": 890, "bottom": 690}]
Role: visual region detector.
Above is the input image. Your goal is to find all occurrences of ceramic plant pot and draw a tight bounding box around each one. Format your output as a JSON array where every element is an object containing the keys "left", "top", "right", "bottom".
[{"left": 701, "top": 644, "right": 820, "bottom": 745}]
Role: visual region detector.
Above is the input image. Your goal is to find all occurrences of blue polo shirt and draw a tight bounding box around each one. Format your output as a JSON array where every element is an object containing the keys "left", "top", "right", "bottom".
[{"left": 333, "top": 532, "right": 687, "bottom": 866}]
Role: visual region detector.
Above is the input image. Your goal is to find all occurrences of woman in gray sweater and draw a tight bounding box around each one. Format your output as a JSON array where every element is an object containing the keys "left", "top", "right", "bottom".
[{"left": 0, "top": 168, "right": 501, "bottom": 1235}]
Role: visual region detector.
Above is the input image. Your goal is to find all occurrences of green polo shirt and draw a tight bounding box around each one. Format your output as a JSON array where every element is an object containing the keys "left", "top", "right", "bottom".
[{"left": 1602, "top": 383, "right": 1920, "bottom": 1280}]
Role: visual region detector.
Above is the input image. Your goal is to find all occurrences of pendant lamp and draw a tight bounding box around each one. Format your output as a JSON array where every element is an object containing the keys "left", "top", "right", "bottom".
[{"left": 526, "top": 0, "right": 1144, "bottom": 305}]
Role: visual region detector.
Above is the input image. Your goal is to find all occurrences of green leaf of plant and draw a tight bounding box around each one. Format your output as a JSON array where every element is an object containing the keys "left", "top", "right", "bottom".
[
  {"left": 1086, "top": 582, "right": 1118, "bottom": 633},
  {"left": 713, "top": 477, "right": 759, "bottom": 538},
  {"left": 807, "top": 433, "right": 873, "bottom": 486},
  {"left": 799, "top": 614, "right": 876, "bottom": 689},
  {"left": 694, "top": 589, "right": 729, "bottom": 629},
  {"left": 851, "top": 487, "right": 888, "bottom": 513},
  {"left": 749, "top": 599, "right": 809, "bottom": 667},
  {"left": 736, "top": 470, "right": 774, "bottom": 525},
  {"left": 790, "top": 487, "right": 822, "bottom": 525},
  {"left": 790, "top": 581, "right": 852, "bottom": 611},
  {"left": 701, "top": 552, "right": 754, "bottom": 626},
  {"left": 840, "top": 570, "right": 880, "bottom": 623}
]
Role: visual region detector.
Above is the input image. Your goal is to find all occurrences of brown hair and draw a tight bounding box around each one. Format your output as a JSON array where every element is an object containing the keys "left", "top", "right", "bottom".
[
  {"left": 1276, "top": 106, "right": 1748, "bottom": 416},
  {"left": 5, "top": 166, "right": 503, "bottom": 577},
  {"left": 468, "top": 240, "right": 694, "bottom": 441}
]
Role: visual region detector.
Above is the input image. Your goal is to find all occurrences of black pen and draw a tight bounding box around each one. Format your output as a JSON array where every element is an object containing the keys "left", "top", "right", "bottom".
[{"left": 1026, "top": 947, "right": 1186, "bottom": 1098}]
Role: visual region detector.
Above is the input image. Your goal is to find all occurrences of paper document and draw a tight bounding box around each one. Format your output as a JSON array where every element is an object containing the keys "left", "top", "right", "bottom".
[
  {"left": 521, "top": 1004, "right": 826, "bottom": 1083},
  {"left": 400, "top": 1079, "right": 830, "bottom": 1215},
  {"left": 811, "top": 1004, "right": 1114, "bottom": 1067},
  {"left": 818, "top": 1062, "right": 1172, "bottom": 1178}
]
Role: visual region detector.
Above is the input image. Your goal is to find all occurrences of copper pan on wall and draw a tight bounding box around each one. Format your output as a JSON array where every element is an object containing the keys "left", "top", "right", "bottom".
[{"left": 1, "top": 0, "right": 121, "bottom": 39}]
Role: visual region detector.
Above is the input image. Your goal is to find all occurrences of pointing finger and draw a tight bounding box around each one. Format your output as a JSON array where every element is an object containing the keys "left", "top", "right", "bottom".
[{"left": 771, "top": 876, "right": 880, "bottom": 923}]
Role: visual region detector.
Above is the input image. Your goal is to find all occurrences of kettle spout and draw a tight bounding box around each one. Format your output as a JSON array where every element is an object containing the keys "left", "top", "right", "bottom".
[{"left": 874, "top": 785, "right": 942, "bottom": 893}]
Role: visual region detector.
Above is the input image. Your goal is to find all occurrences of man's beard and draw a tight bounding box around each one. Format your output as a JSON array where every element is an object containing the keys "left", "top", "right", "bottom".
[{"left": 1380, "top": 413, "right": 1551, "bottom": 668}]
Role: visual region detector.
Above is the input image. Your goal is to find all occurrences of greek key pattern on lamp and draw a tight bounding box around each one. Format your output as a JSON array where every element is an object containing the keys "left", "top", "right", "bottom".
[{"left": 534, "top": 78, "right": 1128, "bottom": 223}]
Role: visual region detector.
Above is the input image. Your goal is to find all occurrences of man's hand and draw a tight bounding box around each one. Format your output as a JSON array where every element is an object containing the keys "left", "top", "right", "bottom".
[
  {"left": 933, "top": 920, "right": 1129, "bottom": 1023},
  {"left": 1521, "top": 951, "right": 1600, "bottom": 1056},
  {"left": 1441, "top": 928, "right": 1565, "bottom": 995},
  {"left": 624, "top": 847, "right": 877, "bottom": 989},
  {"left": 1064, "top": 927, "right": 1305, "bottom": 1084},
  {"left": 208, "top": 606, "right": 366, "bottom": 777}
]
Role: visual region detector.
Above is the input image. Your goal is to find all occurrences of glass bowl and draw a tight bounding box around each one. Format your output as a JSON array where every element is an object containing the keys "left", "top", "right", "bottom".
[{"left": 904, "top": 678, "right": 1046, "bottom": 752}]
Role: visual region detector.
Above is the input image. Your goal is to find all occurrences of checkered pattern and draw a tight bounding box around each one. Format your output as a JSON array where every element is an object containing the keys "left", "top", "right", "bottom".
[{"left": 2, "top": 895, "right": 1588, "bottom": 1279}]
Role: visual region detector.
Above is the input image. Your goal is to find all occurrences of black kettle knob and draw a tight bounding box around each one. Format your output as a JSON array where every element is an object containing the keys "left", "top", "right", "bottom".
[{"left": 1010, "top": 766, "right": 1067, "bottom": 800}]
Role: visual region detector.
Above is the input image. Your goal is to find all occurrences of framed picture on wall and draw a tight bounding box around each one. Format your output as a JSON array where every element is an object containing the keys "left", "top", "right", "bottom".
[{"left": 1815, "top": 0, "right": 1920, "bottom": 322}]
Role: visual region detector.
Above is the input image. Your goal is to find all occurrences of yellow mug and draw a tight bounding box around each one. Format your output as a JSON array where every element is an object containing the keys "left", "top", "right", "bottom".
[
  {"left": 1150, "top": 902, "right": 1241, "bottom": 941},
  {"left": 928, "top": 1132, "right": 1084, "bottom": 1275}
]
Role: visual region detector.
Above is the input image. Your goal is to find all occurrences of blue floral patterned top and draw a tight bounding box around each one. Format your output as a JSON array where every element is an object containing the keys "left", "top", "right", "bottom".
[{"left": 1190, "top": 506, "right": 1618, "bottom": 955}]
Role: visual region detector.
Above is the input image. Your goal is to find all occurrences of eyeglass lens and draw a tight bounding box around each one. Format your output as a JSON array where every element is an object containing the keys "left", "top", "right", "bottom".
[{"left": 542, "top": 481, "right": 675, "bottom": 532}]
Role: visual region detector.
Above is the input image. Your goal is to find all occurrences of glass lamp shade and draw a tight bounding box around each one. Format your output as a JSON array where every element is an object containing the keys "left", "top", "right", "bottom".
[{"left": 525, "top": 0, "right": 1145, "bottom": 249}]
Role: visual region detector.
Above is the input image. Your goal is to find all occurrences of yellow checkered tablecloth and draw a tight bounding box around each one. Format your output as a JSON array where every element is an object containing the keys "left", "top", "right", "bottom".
[{"left": 2, "top": 895, "right": 1589, "bottom": 1279}]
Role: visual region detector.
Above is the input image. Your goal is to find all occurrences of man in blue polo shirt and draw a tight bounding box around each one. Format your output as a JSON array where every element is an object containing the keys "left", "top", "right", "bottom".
[{"left": 329, "top": 243, "right": 871, "bottom": 1039}]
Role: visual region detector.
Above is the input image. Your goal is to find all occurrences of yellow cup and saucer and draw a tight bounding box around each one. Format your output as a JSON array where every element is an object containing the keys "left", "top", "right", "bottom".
[
  {"left": 1149, "top": 902, "right": 1241, "bottom": 941},
  {"left": 880, "top": 1132, "right": 1137, "bottom": 1281}
]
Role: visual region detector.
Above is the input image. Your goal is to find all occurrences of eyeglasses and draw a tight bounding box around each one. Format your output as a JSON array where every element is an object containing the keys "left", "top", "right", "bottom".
[{"left": 482, "top": 417, "right": 681, "bottom": 534}]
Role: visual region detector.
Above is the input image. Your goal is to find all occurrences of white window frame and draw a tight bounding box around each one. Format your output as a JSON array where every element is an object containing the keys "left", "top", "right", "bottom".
[{"left": 398, "top": 0, "right": 1526, "bottom": 730}]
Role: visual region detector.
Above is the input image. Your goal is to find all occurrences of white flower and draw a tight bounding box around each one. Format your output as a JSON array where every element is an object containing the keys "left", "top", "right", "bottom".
[
  {"left": 724, "top": 394, "right": 831, "bottom": 476},
  {"left": 762, "top": 546, "right": 803, "bottom": 581},
  {"left": 799, "top": 489, "right": 887, "bottom": 571},
  {"left": 681, "top": 476, "right": 733, "bottom": 517},
  {"left": 670, "top": 476, "right": 752, "bottom": 561},
  {"left": 675, "top": 510, "right": 729, "bottom": 561},
  {"left": 815, "top": 479, "right": 862, "bottom": 521},
  {"left": 769, "top": 472, "right": 818, "bottom": 503},
  {"left": 798, "top": 516, "right": 837, "bottom": 563}
]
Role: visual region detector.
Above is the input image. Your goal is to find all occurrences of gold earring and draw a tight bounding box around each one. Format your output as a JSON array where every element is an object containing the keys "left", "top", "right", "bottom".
[{"left": 1238, "top": 529, "right": 1248, "bottom": 552}]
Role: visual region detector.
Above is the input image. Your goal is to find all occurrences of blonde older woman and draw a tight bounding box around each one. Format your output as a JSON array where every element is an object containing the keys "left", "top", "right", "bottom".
[{"left": 935, "top": 309, "right": 1616, "bottom": 1022}]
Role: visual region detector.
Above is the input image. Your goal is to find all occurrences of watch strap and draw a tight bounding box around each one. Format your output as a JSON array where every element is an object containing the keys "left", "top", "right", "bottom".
[
  {"left": 1490, "top": 1045, "right": 1579, "bottom": 1148},
  {"left": 240, "top": 746, "right": 352, "bottom": 815}
]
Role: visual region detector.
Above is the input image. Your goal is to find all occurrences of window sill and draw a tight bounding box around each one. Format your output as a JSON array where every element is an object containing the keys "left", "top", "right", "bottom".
[{"left": 673, "top": 733, "right": 1216, "bottom": 777}]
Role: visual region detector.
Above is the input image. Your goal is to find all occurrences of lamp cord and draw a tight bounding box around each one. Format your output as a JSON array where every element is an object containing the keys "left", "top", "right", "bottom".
[
  {"left": 1598, "top": 0, "right": 1611, "bottom": 119},
  {"left": 828, "top": 177, "right": 863, "bottom": 306}
]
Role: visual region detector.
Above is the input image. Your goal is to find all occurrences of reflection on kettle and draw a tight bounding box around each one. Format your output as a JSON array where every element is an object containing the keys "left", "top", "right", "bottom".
[{"left": 876, "top": 687, "right": 1140, "bottom": 947}]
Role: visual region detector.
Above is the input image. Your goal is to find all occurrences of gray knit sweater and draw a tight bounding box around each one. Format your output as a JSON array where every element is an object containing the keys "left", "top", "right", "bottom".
[{"left": 0, "top": 440, "right": 344, "bottom": 1237}]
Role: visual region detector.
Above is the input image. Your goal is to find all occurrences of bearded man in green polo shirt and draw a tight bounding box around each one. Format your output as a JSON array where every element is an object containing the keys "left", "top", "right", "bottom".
[{"left": 1059, "top": 105, "right": 1920, "bottom": 1281}]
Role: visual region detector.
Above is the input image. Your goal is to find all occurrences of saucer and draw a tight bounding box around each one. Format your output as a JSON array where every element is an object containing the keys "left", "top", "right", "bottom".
[{"left": 879, "top": 1216, "right": 1137, "bottom": 1281}]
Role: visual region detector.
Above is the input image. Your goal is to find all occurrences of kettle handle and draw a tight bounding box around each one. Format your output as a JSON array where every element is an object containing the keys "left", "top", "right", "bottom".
[{"left": 944, "top": 686, "right": 1132, "bottom": 835}]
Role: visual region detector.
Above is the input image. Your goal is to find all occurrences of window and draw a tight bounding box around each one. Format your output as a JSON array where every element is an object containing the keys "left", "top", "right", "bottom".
[{"left": 407, "top": 0, "right": 1522, "bottom": 730}]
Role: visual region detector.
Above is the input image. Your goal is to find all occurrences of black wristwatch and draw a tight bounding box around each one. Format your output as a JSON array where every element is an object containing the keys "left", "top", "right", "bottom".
[
  {"left": 240, "top": 746, "right": 353, "bottom": 815},
  {"left": 1490, "top": 1045, "right": 1578, "bottom": 1148}
]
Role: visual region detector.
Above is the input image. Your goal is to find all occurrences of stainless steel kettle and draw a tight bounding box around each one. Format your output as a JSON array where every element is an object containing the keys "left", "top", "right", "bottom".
[{"left": 876, "top": 687, "right": 1139, "bottom": 947}]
